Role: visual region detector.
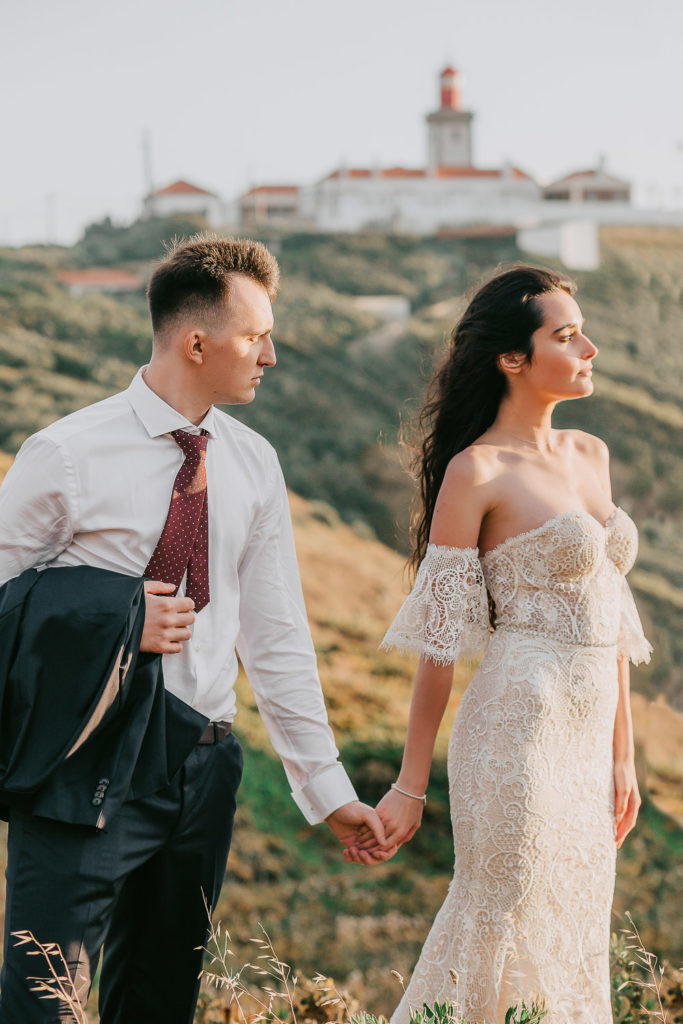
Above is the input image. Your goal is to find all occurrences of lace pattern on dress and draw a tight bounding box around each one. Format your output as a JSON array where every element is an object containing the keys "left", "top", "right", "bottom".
[
  {"left": 618, "top": 576, "right": 653, "bottom": 665},
  {"left": 380, "top": 545, "right": 490, "bottom": 666},
  {"left": 388, "top": 508, "right": 652, "bottom": 1024}
]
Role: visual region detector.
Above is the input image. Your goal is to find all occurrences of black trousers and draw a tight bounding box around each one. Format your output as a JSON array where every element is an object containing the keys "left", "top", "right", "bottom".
[{"left": 0, "top": 730, "right": 243, "bottom": 1024}]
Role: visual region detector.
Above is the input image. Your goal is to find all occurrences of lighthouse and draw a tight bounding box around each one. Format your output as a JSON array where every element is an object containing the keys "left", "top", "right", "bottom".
[{"left": 426, "top": 65, "right": 474, "bottom": 170}]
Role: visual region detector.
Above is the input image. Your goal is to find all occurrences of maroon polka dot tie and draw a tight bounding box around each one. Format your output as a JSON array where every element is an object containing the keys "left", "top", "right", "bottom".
[{"left": 145, "top": 429, "right": 210, "bottom": 611}]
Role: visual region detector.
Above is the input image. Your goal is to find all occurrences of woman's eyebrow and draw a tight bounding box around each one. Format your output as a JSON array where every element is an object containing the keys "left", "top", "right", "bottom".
[{"left": 552, "top": 319, "right": 584, "bottom": 334}]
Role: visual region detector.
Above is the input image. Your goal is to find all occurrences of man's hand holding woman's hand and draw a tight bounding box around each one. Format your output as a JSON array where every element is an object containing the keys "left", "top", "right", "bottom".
[
  {"left": 342, "top": 787, "right": 425, "bottom": 865},
  {"left": 325, "top": 800, "right": 395, "bottom": 866},
  {"left": 140, "top": 580, "right": 196, "bottom": 654}
]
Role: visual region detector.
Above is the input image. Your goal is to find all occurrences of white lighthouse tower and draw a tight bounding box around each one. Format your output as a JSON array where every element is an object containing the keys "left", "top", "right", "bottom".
[{"left": 426, "top": 65, "right": 474, "bottom": 170}]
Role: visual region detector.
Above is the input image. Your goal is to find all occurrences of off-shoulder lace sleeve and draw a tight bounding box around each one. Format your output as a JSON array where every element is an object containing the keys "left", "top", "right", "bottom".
[
  {"left": 618, "top": 576, "right": 652, "bottom": 665},
  {"left": 380, "top": 545, "right": 490, "bottom": 666}
]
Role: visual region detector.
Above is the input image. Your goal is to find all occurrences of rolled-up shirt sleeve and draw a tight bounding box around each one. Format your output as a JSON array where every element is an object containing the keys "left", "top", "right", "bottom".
[
  {"left": 0, "top": 434, "right": 76, "bottom": 586},
  {"left": 235, "top": 452, "right": 357, "bottom": 825}
]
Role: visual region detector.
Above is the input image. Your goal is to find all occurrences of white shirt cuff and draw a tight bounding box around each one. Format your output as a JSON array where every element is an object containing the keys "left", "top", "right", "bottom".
[{"left": 291, "top": 763, "right": 358, "bottom": 825}]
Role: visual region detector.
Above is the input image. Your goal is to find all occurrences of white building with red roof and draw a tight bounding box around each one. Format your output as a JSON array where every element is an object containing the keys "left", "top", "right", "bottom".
[
  {"left": 142, "top": 179, "right": 228, "bottom": 223},
  {"left": 238, "top": 66, "right": 633, "bottom": 240},
  {"left": 57, "top": 268, "right": 144, "bottom": 297},
  {"left": 240, "top": 185, "right": 300, "bottom": 227},
  {"left": 544, "top": 165, "right": 631, "bottom": 203}
]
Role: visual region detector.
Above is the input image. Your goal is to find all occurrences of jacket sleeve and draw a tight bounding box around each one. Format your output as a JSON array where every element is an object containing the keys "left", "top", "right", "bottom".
[{"left": 381, "top": 545, "right": 490, "bottom": 666}]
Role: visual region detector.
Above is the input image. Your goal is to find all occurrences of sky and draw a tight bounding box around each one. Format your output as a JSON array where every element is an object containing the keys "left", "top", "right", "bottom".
[{"left": 2, "top": 0, "right": 682, "bottom": 245}]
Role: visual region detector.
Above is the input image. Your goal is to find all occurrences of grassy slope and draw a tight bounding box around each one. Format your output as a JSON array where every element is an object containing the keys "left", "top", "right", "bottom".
[
  {"left": 0, "top": 227, "right": 682, "bottom": 1014},
  {"left": 0, "top": 481, "right": 681, "bottom": 1014},
  {"left": 224, "top": 496, "right": 683, "bottom": 995},
  {"left": 2, "top": 227, "right": 681, "bottom": 706}
]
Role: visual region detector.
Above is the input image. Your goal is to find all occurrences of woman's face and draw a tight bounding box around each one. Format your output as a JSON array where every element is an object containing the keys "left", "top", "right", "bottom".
[{"left": 511, "top": 289, "right": 598, "bottom": 401}]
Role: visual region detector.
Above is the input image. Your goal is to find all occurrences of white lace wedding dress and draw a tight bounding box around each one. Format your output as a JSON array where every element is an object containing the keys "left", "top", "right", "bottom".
[{"left": 382, "top": 508, "right": 652, "bottom": 1024}]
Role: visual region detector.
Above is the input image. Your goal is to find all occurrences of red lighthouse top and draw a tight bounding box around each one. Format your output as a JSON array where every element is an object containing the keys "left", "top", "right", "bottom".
[{"left": 440, "top": 65, "right": 461, "bottom": 111}]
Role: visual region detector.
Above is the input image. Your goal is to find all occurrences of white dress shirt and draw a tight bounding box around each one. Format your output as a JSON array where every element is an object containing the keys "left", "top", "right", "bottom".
[{"left": 0, "top": 369, "right": 357, "bottom": 824}]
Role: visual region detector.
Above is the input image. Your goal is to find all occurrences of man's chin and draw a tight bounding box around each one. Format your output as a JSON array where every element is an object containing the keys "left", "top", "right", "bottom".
[{"left": 220, "top": 389, "right": 257, "bottom": 406}]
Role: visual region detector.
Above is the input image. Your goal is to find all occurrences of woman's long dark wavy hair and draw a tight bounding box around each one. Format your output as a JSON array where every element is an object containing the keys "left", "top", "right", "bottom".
[{"left": 408, "top": 264, "right": 576, "bottom": 577}]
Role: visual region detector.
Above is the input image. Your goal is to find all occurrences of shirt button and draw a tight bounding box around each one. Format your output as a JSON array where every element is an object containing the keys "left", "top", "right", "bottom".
[{"left": 195, "top": 644, "right": 202, "bottom": 652}]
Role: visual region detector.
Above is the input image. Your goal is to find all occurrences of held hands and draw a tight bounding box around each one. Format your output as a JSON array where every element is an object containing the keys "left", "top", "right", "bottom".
[
  {"left": 614, "top": 758, "right": 641, "bottom": 849},
  {"left": 325, "top": 800, "right": 395, "bottom": 866},
  {"left": 341, "top": 787, "right": 425, "bottom": 866},
  {"left": 140, "top": 581, "right": 196, "bottom": 654},
  {"left": 377, "top": 786, "right": 425, "bottom": 848}
]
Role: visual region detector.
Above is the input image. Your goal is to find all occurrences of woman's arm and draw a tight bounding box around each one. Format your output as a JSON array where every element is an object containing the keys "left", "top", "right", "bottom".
[
  {"left": 613, "top": 653, "right": 641, "bottom": 848},
  {"left": 371, "top": 657, "right": 455, "bottom": 848},
  {"left": 582, "top": 433, "right": 641, "bottom": 846},
  {"left": 346, "top": 449, "right": 490, "bottom": 862}
]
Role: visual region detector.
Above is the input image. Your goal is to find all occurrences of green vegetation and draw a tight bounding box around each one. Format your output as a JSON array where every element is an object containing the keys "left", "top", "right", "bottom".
[
  {"left": 0, "top": 221, "right": 682, "bottom": 1021},
  {"left": 1, "top": 222, "right": 680, "bottom": 705},
  {"left": 72, "top": 213, "right": 210, "bottom": 266}
]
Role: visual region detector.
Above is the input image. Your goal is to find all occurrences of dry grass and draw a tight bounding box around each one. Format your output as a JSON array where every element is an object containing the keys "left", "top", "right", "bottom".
[
  {"left": 0, "top": 476, "right": 681, "bottom": 1021},
  {"left": 234, "top": 492, "right": 471, "bottom": 757}
]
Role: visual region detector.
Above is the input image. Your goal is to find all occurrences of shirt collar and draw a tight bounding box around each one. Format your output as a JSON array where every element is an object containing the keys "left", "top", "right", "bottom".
[{"left": 126, "top": 367, "right": 217, "bottom": 439}]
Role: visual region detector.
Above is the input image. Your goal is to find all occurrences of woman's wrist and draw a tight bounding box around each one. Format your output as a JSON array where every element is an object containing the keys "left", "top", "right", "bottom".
[
  {"left": 397, "top": 771, "right": 429, "bottom": 794},
  {"left": 391, "top": 782, "right": 427, "bottom": 804}
]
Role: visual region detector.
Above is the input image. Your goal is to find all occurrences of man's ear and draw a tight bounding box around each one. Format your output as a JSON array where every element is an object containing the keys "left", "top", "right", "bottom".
[
  {"left": 184, "top": 330, "right": 206, "bottom": 365},
  {"left": 497, "top": 351, "right": 527, "bottom": 374}
]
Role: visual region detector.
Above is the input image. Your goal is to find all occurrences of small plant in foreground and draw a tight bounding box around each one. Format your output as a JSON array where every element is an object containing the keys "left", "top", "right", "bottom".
[
  {"left": 10, "top": 930, "right": 88, "bottom": 1024},
  {"left": 351, "top": 997, "right": 547, "bottom": 1024},
  {"left": 611, "top": 911, "right": 683, "bottom": 1024},
  {"left": 200, "top": 911, "right": 551, "bottom": 1024},
  {"left": 504, "top": 1000, "right": 547, "bottom": 1024}
]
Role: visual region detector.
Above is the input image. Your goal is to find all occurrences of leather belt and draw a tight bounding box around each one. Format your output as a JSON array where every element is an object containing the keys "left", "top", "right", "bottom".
[{"left": 198, "top": 721, "right": 233, "bottom": 745}]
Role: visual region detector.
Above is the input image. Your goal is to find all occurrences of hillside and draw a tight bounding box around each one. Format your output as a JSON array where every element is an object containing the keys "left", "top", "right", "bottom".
[
  {"left": 231, "top": 496, "right": 683, "bottom": 976},
  {"left": 0, "top": 465, "right": 681, "bottom": 1015},
  {"left": 1, "top": 224, "right": 681, "bottom": 711},
  {"left": 0, "top": 226, "right": 682, "bottom": 1010}
]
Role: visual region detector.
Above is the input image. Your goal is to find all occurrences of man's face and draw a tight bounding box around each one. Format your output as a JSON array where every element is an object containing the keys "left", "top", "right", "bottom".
[{"left": 201, "top": 274, "right": 276, "bottom": 405}]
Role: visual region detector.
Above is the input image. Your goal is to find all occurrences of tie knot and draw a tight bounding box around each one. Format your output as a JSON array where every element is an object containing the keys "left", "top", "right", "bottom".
[{"left": 171, "top": 429, "right": 208, "bottom": 460}]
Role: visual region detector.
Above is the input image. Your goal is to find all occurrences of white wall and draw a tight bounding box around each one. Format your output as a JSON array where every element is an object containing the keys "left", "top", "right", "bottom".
[
  {"left": 517, "top": 221, "right": 600, "bottom": 271},
  {"left": 305, "top": 175, "right": 541, "bottom": 233},
  {"left": 143, "top": 192, "right": 226, "bottom": 226}
]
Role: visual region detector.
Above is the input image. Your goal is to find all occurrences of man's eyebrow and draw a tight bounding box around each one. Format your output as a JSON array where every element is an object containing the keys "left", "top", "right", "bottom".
[{"left": 234, "top": 320, "right": 273, "bottom": 336}]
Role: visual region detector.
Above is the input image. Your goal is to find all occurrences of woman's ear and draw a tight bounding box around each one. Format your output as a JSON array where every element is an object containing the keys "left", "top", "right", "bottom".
[{"left": 497, "top": 351, "right": 527, "bottom": 374}]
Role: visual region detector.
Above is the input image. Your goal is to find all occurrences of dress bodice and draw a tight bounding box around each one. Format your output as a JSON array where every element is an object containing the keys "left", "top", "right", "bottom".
[
  {"left": 481, "top": 507, "right": 638, "bottom": 648},
  {"left": 381, "top": 506, "right": 652, "bottom": 666}
]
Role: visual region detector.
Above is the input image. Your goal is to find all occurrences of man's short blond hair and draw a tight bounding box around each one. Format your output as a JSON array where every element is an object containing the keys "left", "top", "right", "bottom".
[{"left": 147, "top": 233, "right": 280, "bottom": 336}]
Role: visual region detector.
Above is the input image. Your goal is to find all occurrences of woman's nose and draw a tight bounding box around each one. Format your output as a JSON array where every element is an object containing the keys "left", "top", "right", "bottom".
[{"left": 582, "top": 334, "right": 598, "bottom": 359}]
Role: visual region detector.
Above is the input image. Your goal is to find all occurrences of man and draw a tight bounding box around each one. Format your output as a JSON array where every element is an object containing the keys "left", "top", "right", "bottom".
[{"left": 0, "top": 235, "right": 387, "bottom": 1023}]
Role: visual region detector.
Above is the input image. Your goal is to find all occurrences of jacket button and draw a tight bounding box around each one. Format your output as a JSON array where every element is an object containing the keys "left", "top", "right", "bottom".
[
  {"left": 98, "top": 778, "right": 110, "bottom": 786},
  {"left": 92, "top": 797, "right": 103, "bottom": 806}
]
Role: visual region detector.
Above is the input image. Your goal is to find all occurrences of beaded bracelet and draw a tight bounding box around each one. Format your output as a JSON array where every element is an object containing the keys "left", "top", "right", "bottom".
[{"left": 391, "top": 782, "right": 427, "bottom": 805}]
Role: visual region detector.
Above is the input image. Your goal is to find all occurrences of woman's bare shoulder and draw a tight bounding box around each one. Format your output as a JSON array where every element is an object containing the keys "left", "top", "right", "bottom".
[
  {"left": 443, "top": 442, "right": 501, "bottom": 487},
  {"left": 430, "top": 446, "right": 497, "bottom": 549},
  {"left": 560, "top": 429, "right": 611, "bottom": 495},
  {"left": 560, "top": 428, "right": 609, "bottom": 463}
]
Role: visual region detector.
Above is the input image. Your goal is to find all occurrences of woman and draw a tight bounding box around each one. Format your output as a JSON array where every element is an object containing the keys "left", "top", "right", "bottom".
[{"left": 365, "top": 267, "right": 651, "bottom": 1023}]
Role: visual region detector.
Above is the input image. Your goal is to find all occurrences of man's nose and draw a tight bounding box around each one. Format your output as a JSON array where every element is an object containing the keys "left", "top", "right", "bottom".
[{"left": 259, "top": 335, "right": 276, "bottom": 367}]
